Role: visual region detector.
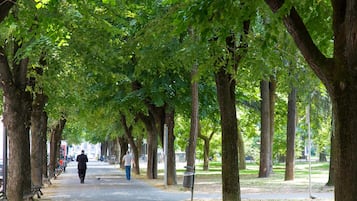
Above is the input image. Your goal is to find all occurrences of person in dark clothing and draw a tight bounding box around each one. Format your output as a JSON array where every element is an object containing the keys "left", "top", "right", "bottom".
[{"left": 76, "top": 150, "right": 88, "bottom": 183}]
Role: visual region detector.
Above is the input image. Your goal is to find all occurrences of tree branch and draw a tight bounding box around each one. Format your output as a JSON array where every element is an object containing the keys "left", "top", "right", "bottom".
[
  {"left": 0, "top": 0, "right": 16, "bottom": 23},
  {"left": 0, "top": 47, "right": 13, "bottom": 90},
  {"left": 265, "top": 0, "right": 334, "bottom": 86}
]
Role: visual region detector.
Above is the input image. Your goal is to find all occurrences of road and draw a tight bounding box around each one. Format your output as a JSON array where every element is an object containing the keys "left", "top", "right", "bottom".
[{"left": 40, "top": 160, "right": 220, "bottom": 201}]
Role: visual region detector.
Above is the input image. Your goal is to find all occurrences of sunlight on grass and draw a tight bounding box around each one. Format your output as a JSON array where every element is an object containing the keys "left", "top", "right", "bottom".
[{"left": 138, "top": 160, "right": 333, "bottom": 201}]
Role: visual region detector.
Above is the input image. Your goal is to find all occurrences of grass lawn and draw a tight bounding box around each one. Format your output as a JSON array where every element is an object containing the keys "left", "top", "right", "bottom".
[{"left": 138, "top": 160, "right": 334, "bottom": 200}]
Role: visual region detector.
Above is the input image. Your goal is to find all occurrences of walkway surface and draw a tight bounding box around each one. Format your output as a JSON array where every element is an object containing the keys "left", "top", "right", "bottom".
[
  {"left": 40, "top": 161, "right": 220, "bottom": 201},
  {"left": 40, "top": 161, "right": 334, "bottom": 201}
]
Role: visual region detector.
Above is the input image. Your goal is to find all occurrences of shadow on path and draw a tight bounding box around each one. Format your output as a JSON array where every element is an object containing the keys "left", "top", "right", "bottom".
[{"left": 40, "top": 161, "right": 220, "bottom": 201}]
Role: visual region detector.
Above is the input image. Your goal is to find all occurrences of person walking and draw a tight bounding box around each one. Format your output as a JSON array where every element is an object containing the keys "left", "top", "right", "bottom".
[
  {"left": 122, "top": 151, "right": 134, "bottom": 180},
  {"left": 76, "top": 150, "right": 88, "bottom": 183}
]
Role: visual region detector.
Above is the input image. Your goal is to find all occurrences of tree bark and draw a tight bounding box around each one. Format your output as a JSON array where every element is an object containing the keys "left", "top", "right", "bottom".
[
  {"left": 42, "top": 112, "right": 49, "bottom": 180},
  {"left": 214, "top": 34, "right": 242, "bottom": 201},
  {"left": 269, "top": 78, "right": 276, "bottom": 173},
  {"left": 49, "top": 117, "right": 66, "bottom": 178},
  {"left": 285, "top": 87, "right": 296, "bottom": 181},
  {"left": 332, "top": 87, "right": 357, "bottom": 200},
  {"left": 215, "top": 67, "right": 240, "bottom": 201},
  {"left": 139, "top": 112, "right": 158, "bottom": 179},
  {"left": 165, "top": 108, "right": 177, "bottom": 185},
  {"left": 187, "top": 63, "right": 199, "bottom": 169},
  {"left": 101, "top": 140, "right": 109, "bottom": 161},
  {"left": 114, "top": 137, "right": 121, "bottom": 163},
  {"left": 259, "top": 80, "right": 271, "bottom": 178},
  {"left": 0, "top": 42, "right": 32, "bottom": 199},
  {"left": 31, "top": 93, "right": 48, "bottom": 187},
  {"left": 118, "top": 136, "right": 129, "bottom": 169},
  {"left": 134, "top": 138, "right": 142, "bottom": 174},
  {"left": 237, "top": 121, "right": 246, "bottom": 170}
]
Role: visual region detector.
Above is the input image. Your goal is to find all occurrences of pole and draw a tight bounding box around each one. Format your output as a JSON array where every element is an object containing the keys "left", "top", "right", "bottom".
[
  {"left": 3, "top": 126, "right": 6, "bottom": 194},
  {"left": 1, "top": 115, "right": 7, "bottom": 195},
  {"left": 306, "top": 104, "right": 315, "bottom": 199},
  {"left": 191, "top": 166, "right": 195, "bottom": 201}
]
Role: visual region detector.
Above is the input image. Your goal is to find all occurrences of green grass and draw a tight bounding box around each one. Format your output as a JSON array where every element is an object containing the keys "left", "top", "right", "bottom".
[
  {"left": 144, "top": 160, "right": 331, "bottom": 185},
  {"left": 139, "top": 160, "right": 333, "bottom": 201}
]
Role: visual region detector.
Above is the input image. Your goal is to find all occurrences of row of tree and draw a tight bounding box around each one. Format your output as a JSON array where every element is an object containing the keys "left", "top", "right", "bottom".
[{"left": 1, "top": 1, "right": 356, "bottom": 201}]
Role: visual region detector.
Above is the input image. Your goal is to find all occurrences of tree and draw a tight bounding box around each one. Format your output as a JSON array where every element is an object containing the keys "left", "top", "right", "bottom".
[
  {"left": 120, "top": 114, "right": 140, "bottom": 174},
  {"left": 48, "top": 116, "right": 66, "bottom": 178},
  {"left": 0, "top": 2, "right": 34, "bottom": 199},
  {"left": 186, "top": 61, "right": 199, "bottom": 171},
  {"left": 237, "top": 120, "right": 246, "bottom": 170},
  {"left": 259, "top": 80, "right": 271, "bottom": 177},
  {"left": 31, "top": 91, "right": 48, "bottom": 187},
  {"left": 264, "top": 1, "right": 357, "bottom": 200},
  {"left": 269, "top": 78, "right": 276, "bottom": 173},
  {"left": 198, "top": 121, "right": 218, "bottom": 171},
  {"left": 165, "top": 108, "right": 177, "bottom": 185},
  {"left": 285, "top": 87, "right": 296, "bottom": 180}
]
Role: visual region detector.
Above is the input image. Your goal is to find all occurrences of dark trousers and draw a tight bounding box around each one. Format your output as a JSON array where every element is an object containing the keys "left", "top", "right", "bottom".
[
  {"left": 125, "top": 166, "right": 131, "bottom": 180},
  {"left": 78, "top": 169, "right": 86, "bottom": 183}
]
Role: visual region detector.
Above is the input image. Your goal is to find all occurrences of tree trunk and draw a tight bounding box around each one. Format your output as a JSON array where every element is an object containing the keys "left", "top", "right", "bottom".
[
  {"left": 4, "top": 92, "right": 31, "bottom": 200},
  {"left": 114, "top": 137, "right": 121, "bottom": 163},
  {"left": 165, "top": 108, "right": 177, "bottom": 185},
  {"left": 108, "top": 139, "right": 115, "bottom": 164},
  {"left": 120, "top": 114, "right": 140, "bottom": 175},
  {"left": 49, "top": 117, "right": 66, "bottom": 178},
  {"left": 285, "top": 87, "right": 296, "bottom": 181},
  {"left": 146, "top": 128, "right": 158, "bottom": 179},
  {"left": 118, "top": 137, "right": 128, "bottom": 169},
  {"left": 199, "top": 125, "right": 216, "bottom": 171},
  {"left": 259, "top": 80, "right": 271, "bottom": 178},
  {"left": 187, "top": 63, "right": 199, "bottom": 170},
  {"left": 132, "top": 81, "right": 164, "bottom": 179},
  {"left": 199, "top": 131, "right": 210, "bottom": 171},
  {"left": 101, "top": 140, "right": 108, "bottom": 161},
  {"left": 31, "top": 93, "right": 48, "bottom": 187},
  {"left": 1, "top": 44, "right": 32, "bottom": 200},
  {"left": 269, "top": 78, "right": 276, "bottom": 172},
  {"left": 237, "top": 120, "right": 246, "bottom": 170},
  {"left": 202, "top": 138, "right": 209, "bottom": 171},
  {"left": 326, "top": 117, "right": 335, "bottom": 186},
  {"left": 332, "top": 87, "right": 357, "bottom": 200},
  {"left": 21, "top": 89, "right": 33, "bottom": 198},
  {"left": 214, "top": 34, "right": 242, "bottom": 201},
  {"left": 42, "top": 112, "right": 49, "bottom": 180},
  {"left": 215, "top": 67, "right": 240, "bottom": 201},
  {"left": 139, "top": 112, "right": 158, "bottom": 179},
  {"left": 134, "top": 138, "right": 142, "bottom": 174}
]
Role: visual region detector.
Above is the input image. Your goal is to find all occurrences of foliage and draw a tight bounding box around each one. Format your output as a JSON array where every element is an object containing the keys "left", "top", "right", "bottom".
[{"left": 0, "top": 0, "right": 334, "bottom": 173}]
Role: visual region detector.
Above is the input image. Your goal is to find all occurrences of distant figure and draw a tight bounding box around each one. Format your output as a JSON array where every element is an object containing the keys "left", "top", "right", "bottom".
[
  {"left": 76, "top": 150, "right": 88, "bottom": 183},
  {"left": 122, "top": 151, "right": 134, "bottom": 180}
]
